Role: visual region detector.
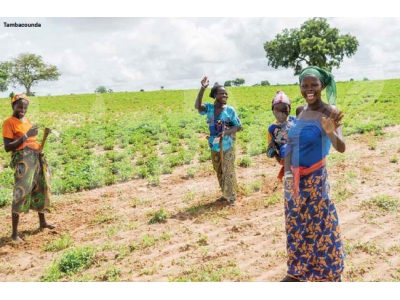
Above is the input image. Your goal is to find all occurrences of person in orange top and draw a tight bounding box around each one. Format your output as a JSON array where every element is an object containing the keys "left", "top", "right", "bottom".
[{"left": 2, "top": 93, "right": 55, "bottom": 243}]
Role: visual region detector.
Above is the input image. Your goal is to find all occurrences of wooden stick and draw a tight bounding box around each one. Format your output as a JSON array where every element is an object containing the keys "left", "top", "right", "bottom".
[
  {"left": 219, "top": 122, "right": 225, "bottom": 190},
  {"left": 219, "top": 138, "right": 224, "bottom": 174},
  {"left": 39, "top": 128, "right": 51, "bottom": 153}
]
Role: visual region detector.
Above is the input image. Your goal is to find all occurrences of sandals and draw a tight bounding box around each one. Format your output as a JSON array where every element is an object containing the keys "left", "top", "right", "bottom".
[
  {"left": 280, "top": 275, "right": 300, "bottom": 282},
  {"left": 228, "top": 199, "right": 236, "bottom": 206},
  {"left": 216, "top": 196, "right": 236, "bottom": 206},
  {"left": 216, "top": 196, "right": 228, "bottom": 202}
]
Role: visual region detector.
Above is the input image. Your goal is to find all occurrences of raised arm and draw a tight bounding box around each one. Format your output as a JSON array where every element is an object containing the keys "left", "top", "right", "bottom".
[
  {"left": 195, "top": 76, "right": 209, "bottom": 112},
  {"left": 321, "top": 110, "right": 346, "bottom": 153}
]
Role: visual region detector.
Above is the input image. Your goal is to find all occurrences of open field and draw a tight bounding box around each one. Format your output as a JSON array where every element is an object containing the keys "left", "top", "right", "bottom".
[{"left": 0, "top": 80, "right": 399, "bottom": 281}]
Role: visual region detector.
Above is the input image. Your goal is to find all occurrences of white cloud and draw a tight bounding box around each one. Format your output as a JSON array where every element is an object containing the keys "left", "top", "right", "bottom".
[
  {"left": 91, "top": 41, "right": 117, "bottom": 55},
  {"left": 0, "top": 32, "right": 11, "bottom": 39},
  {"left": 1, "top": 17, "right": 400, "bottom": 96}
]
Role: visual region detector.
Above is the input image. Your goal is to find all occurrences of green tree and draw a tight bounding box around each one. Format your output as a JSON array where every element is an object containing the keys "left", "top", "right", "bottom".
[
  {"left": 0, "top": 66, "right": 9, "bottom": 92},
  {"left": 224, "top": 80, "right": 232, "bottom": 87},
  {"left": 95, "top": 86, "right": 107, "bottom": 93},
  {"left": 261, "top": 80, "right": 270, "bottom": 86},
  {"left": 264, "top": 18, "right": 359, "bottom": 75},
  {"left": 233, "top": 78, "right": 245, "bottom": 86},
  {"left": 1, "top": 53, "right": 61, "bottom": 96}
]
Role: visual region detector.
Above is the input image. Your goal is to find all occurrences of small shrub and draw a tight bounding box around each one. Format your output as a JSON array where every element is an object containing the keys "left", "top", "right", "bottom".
[
  {"left": 361, "top": 195, "right": 399, "bottom": 212},
  {"left": 41, "top": 247, "right": 96, "bottom": 281},
  {"left": 187, "top": 167, "right": 198, "bottom": 178},
  {"left": 41, "top": 232, "right": 72, "bottom": 252},
  {"left": 58, "top": 247, "right": 95, "bottom": 274},
  {"left": 251, "top": 181, "right": 261, "bottom": 192},
  {"left": 264, "top": 193, "right": 281, "bottom": 207},
  {"left": 239, "top": 156, "right": 253, "bottom": 168},
  {"left": 368, "top": 139, "right": 377, "bottom": 150},
  {"left": 148, "top": 208, "right": 167, "bottom": 224},
  {"left": 147, "top": 175, "right": 160, "bottom": 186},
  {"left": 0, "top": 189, "right": 12, "bottom": 207}
]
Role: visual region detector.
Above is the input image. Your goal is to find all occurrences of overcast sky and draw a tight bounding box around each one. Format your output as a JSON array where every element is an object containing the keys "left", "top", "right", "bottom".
[{"left": 1, "top": 6, "right": 399, "bottom": 97}]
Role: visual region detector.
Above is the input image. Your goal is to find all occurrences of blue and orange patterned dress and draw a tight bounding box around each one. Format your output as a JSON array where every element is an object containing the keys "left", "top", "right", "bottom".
[{"left": 284, "top": 119, "right": 345, "bottom": 281}]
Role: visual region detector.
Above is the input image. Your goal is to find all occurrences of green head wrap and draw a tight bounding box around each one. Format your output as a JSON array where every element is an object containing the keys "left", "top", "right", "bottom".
[{"left": 299, "top": 66, "right": 337, "bottom": 105}]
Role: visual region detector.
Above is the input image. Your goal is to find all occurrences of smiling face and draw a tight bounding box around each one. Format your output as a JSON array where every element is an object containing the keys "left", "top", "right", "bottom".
[
  {"left": 300, "top": 74, "right": 324, "bottom": 106},
  {"left": 214, "top": 87, "right": 228, "bottom": 105},
  {"left": 272, "top": 102, "right": 290, "bottom": 123},
  {"left": 12, "top": 99, "right": 29, "bottom": 119}
]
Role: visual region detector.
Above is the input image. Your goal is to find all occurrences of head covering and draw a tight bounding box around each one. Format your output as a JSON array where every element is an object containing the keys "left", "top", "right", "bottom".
[
  {"left": 11, "top": 93, "right": 29, "bottom": 106},
  {"left": 271, "top": 90, "right": 291, "bottom": 110},
  {"left": 299, "top": 66, "right": 337, "bottom": 105}
]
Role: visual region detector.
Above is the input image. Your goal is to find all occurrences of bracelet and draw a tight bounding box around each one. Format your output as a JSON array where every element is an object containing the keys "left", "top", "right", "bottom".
[
  {"left": 200, "top": 86, "right": 206, "bottom": 89},
  {"left": 23, "top": 134, "right": 28, "bottom": 140},
  {"left": 284, "top": 172, "right": 293, "bottom": 178}
]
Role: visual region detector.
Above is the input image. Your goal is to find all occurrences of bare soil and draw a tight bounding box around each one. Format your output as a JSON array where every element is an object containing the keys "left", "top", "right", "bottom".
[{"left": 0, "top": 126, "right": 399, "bottom": 282}]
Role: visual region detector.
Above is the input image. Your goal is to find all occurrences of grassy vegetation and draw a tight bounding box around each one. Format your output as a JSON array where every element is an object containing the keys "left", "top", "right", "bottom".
[
  {"left": 41, "top": 246, "right": 97, "bottom": 281},
  {"left": 169, "top": 260, "right": 250, "bottom": 282},
  {"left": 360, "top": 194, "right": 399, "bottom": 212},
  {"left": 147, "top": 207, "right": 168, "bottom": 224},
  {"left": 41, "top": 232, "right": 73, "bottom": 252},
  {"left": 0, "top": 79, "right": 399, "bottom": 202}
]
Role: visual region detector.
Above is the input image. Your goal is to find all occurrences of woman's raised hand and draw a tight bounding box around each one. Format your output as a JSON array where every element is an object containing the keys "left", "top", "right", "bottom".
[
  {"left": 201, "top": 76, "right": 210, "bottom": 89},
  {"left": 321, "top": 110, "right": 344, "bottom": 134}
]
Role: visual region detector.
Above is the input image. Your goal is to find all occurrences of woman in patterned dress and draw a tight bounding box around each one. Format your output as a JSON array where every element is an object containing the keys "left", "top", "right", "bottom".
[
  {"left": 2, "top": 93, "right": 54, "bottom": 243},
  {"left": 195, "top": 76, "right": 242, "bottom": 206},
  {"left": 282, "top": 66, "right": 346, "bottom": 282}
]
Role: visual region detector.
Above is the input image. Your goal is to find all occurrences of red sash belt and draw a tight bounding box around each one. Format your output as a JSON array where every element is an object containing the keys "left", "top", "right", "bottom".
[
  {"left": 277, "top": 160, "right": 284, "bottom": 180},
  {"left": 290, "top": 158, "right": 326, "bottom": 198}
]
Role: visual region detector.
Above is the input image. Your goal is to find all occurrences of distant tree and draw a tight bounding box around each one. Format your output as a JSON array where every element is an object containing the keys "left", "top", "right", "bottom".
[
  {"left": 214, "top": 82, "right": 219, "bottom": 86},
  {"left": 95, "top": 86, "right": 107, "bottom": 93},
  {"left": 233, "top": 78, "right": 245, "bottom": 86},
  {"left": 350, "top": 78, "right": 354, "bottom": 81},
  {"left": 161, "top": 86, "right": 164, "bottom": 90},
  {"left": 264, "top": 17, "right": 359, "bottom": 75},
  {"left": 252, "top": 83, "right": 261, "bottom": 86},
  {"left": 9, "top": 91, "right": 15, "bottom": 99},
  {"left": 261, "top": 80, "right": 271, "bottom": 86},
  {"left": 140, "top": 89, "right": 145, "bottom": 92},
  {"left": 363, "top": 77, "right": 369, "bottom": 81},
  {"left": 108, "top": 88, "right": 113, "bottom": 93},
  {"left": 224, "top": 80, "right": 232, "bottom": 87},
  {"left": 0, "top": 66, "right": 9, "bottom": 92},
  {"left": 1, "top": 53, "right": 61, "bottom": 96}
]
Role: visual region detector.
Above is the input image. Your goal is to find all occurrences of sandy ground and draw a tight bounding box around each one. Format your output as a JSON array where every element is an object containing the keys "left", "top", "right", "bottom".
[{"left": 0, "top": 125, "right": 399, "bottom": 282}]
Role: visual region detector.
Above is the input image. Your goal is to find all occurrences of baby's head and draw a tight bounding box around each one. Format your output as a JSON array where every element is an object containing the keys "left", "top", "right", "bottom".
[{"left": 271, "top": 90, "right": 291, "bottom": 123}]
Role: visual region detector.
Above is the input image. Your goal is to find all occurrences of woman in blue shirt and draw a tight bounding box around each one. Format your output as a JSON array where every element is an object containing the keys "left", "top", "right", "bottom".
[
  {"left": 282, "top": 66, "right": 346, "bottom": 282},
  {"left": 195, "top": 76, "right": 242, "bottom": 206}
]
